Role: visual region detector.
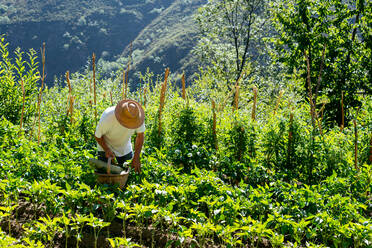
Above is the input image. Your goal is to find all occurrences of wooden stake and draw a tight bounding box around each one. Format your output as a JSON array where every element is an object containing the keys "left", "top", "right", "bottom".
[
  {"left": 252, "top": 86, "right": 257, "bottom": 121},
  {"left": 69, "top": 96, "right": 75, "bottom": 124},
  {"left": 19, "top": 79, "right": 25, "bottom": 135},
  {"left": 92, "top": 53, "right": 97, "bottom": 124},
  {"left": 163, "top": 68, "right": 169, "bottom": 91},
  {"left": 37, "top": 42, "right": 46, "bottom": 144},
  {"left": 287, "top": 111, "right": 294, "bottom": 167},
  {"left": 212, "top": 100, "right": 218, "bottom": 150},
  {"left": 66, "top": 71, "right": 72, "bottom": 116},
  {"left": 341, "top": 91, "right": 344, "bottom": 132},
  {"left": 219, "top": 71, "right": 246, "bottom": 112},
  {"left": 319, "top": 101, "right": 326, "bottom": 123},
  {"left": 122, "top": 70, "right": 126, "bottom": 99},
  {"left": 125, "top": 63, "right": 130, "bottom": 99},
  {"left": 182, "top": 72, "right": 186, "bottom": 100},
  {"left": 369, "top": 133, "right": 372, "bottom": 164},
  {"left": 304, "top": 49, "right": 316, "bottom": 129},
  {"left": 233, "top": 85, "right": 240, "bottom": 111},
  {"left": 353, "top": 119, "right": 358, "bottom": 170},
  {"left": 158, "top": 68, "right": 169, "bottom": 135}
]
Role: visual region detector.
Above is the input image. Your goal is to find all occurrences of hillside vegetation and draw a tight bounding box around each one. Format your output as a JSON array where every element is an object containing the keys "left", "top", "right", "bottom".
[
  {"left": 0, "top": 0, "right": 202, "bottom": 83},
  {"left": 0, "top": 34, "right": 371, "bottom": 247}
]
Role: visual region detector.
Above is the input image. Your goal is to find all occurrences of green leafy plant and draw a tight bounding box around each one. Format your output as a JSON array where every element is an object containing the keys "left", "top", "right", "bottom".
[{"left": 86, "top": 214, "right": 110, "bottom": 248}]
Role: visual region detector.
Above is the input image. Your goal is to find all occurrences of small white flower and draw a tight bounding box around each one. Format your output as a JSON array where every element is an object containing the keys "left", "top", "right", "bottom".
[
  {"left": 197, "top": 152, "right": 200, "bottom": 156},
  {"left": 187, "top": 153, "right": 193, "bottom": 158},
  {"left": 175, "top": 149, "right": 180, "bottom": 154},
  {"left": 192, "top": 144, "right": 197, "bottom": 149}
]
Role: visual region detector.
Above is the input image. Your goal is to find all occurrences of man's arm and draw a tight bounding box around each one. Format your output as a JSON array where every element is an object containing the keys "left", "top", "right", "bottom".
[
  {"left": 95, "top": 135, "right": 115, "bottom": 159},
  {"left": 132, "top": 132, "right": 144, "bottom": 173}
]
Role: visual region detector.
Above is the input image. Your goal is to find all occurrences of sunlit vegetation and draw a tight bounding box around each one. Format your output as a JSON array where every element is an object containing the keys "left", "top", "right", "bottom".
[{"left": 0, "top": 0, "right": 371, "bottom": 247}]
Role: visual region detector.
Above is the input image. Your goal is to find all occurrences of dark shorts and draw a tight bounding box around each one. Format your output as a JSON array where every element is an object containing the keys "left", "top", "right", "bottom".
[{"left": 97, "top": 151, "right": 133, "bottom": 171}]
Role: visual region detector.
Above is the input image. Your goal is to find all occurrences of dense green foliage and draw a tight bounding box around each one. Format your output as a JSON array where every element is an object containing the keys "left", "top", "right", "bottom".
[
  {"left": 271, "top": 0, "right": 371, "bottom": 126},
  {"left": 0, "top": 36, "right": 39, "bottom": 125},
  {"left": 196, "top": 0, "right": 371, "bottom": 129},
  {"left": 0, "top": 33, "right": 371, "bottom": 247}
]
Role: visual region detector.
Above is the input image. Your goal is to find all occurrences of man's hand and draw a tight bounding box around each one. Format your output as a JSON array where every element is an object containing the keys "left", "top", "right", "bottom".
[
  {"left": 95, "top": 135, "right": 115, "bottom": 159},
  {"left": 105, "top": 149, "right": 115, "bottom": 159},
  {"left": 131, "top": 156, "right": 141, "bottom": 173}
]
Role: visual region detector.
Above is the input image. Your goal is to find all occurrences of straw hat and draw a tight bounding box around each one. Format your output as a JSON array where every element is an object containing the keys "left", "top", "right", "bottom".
[{"left": 115, "top": 99, "right": 145, "bottom": 129}]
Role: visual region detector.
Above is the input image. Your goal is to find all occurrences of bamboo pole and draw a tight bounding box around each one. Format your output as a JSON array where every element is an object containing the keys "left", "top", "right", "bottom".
[
  {"left": 233, "top": 85, "right": 240, "bottom": 111},
  {"left": 252, "top": 86, "right": 257, "bottom": 121},
  {"left": 341, "top": 91, "right": 344, "bottom": 132},
  {"left": 37, "top": 42, "right": 46, "bottom": 144},
  {"left": 125, "top": 63, "right": 130, "bottom": 99},
  {"left": 219, "top": 71, "right": 246, "bottom": 112},
  {"left": 158, "top": 68, "right": 169, "bottom": 135},
  {"left": 353, "top": 119, "right": 358, "bottom": 170},
  {"left": 369, "top": 133, "right": 372, "bottom": 164},
  {"left": 182, "top": 72, "right": 186, "bottom": 100},
  {"left": 319, "top": 101, "right": 326, "bottom": 123},
  {"left": 287, "top": 111, "right": 294, "bottom": 167},
  {"left": 122, "top": 70, "right": 126, "bottom": 99},
  {"left": 92, "top": 53, "right": 97, "bottom": 124},
  {"left": 19, "top": 79, "right": 25, "bottom": 135},
  {"left": 163, "top": 68, "right": 169, "bottom": 92},
  {"left": 304, "top": 50, "right": 316, "bottom": 128},
  {"left": 69, "top": 96, "right": 75, "bottom": 124},
  {"left": 212, "top": 99, "right": 218, "bottom": 150},
  {"left": 66, "top": 71, "right": 72, "bottom": 116}
]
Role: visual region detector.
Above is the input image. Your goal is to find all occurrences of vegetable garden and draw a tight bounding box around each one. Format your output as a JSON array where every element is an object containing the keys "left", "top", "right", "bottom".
[{"left": 0, "top": 35, "right": 371, "bottom": 248}]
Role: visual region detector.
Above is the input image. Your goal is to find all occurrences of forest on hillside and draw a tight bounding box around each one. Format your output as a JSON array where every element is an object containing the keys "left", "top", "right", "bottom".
[
  {"left": 0, "top": 0, "right": 371, "bottom": 247},
  {"left": 0, "top": 0, "right": 205, "bottom": 84}
]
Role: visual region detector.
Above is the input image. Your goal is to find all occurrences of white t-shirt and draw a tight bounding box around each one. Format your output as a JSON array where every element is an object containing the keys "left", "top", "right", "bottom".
[{"left": 95, "top": 106, "right": 146, "bottom": 157}]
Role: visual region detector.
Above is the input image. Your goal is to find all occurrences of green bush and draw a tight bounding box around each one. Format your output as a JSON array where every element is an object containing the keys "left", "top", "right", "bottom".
[{"left": 0, "top": 37, "right": 39, "bottom": 127}]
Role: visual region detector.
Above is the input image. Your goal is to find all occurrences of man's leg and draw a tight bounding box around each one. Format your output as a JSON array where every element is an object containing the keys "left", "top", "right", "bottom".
[
  {"left": 96, "top": 151, "right": 108, "bottom": 173},
  {"left": 97, "top": 151, "right": 108, "bottom": 162},
  {"left": 116, "top": 152, "right": 133, "bottom": 169},
  {"left": 97, "top": 151, "right": 133, "bottom": 171}
]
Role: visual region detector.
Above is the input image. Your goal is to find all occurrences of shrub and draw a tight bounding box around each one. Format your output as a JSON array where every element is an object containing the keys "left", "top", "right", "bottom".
[{"left": 0, "top": 37, "right": 39, "bottom": 127}]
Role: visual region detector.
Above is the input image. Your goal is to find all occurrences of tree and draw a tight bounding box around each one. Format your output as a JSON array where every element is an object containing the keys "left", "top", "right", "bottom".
[
  {"left": 272, "top": 0, "right": 371, "bottom": 126},
  {"left": 195, "top": 0, "right": 269, "bottom": 85}
]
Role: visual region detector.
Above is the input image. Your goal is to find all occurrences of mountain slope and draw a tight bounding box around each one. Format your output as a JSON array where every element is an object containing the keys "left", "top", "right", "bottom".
[
  {"left": 0, "top": 0, "right": 204, "bottom": 85},
  {"left": 116, "top": 0, "right": 206, "bottom": 83}
]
